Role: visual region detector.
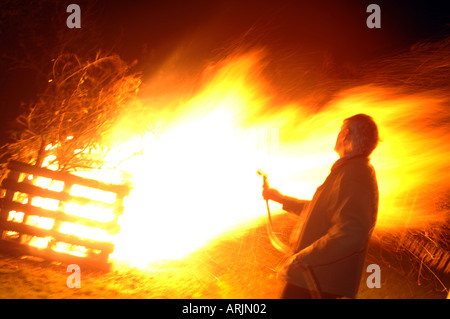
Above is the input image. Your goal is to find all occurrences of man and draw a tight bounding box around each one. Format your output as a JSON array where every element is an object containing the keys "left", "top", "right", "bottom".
[{"left": 263, "top": 114, "right": 379, "bottom": 299}]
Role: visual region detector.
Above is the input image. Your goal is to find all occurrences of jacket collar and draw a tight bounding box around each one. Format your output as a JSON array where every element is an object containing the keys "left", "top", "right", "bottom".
[{"left": 331, "top": 154, "right": 369, "bottom": 171}]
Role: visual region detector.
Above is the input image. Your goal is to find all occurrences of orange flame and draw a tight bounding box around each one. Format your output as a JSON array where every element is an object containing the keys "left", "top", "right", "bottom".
[
  {"left": 104, "top": 50, "right": 449, "bottom": 268},
  {"left": 19, "top": 48, "right": 449, "bottom": 269}
]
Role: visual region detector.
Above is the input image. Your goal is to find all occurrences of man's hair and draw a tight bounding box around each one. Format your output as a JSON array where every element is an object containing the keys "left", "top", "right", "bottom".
[{"left": 344, "top": 114, "right": 379, "bottom": 156}]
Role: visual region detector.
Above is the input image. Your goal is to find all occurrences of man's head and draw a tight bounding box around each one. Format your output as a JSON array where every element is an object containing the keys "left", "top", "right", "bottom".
[{"left": 334, "top": 114, "right": 379, "bottom": 158}]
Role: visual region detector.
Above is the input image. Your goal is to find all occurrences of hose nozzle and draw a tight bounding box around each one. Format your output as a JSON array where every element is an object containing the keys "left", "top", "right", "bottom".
[{"left": 257, "top": 169, "right": 269, "bottom": 189}]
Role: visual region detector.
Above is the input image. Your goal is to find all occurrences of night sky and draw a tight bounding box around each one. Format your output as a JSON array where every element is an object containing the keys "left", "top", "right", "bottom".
[{"left": 0, "top": 0, "right": 449, "bottom": 146}]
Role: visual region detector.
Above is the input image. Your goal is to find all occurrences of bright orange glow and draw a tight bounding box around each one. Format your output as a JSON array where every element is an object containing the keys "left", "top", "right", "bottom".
[
  {"left": 15, "top": 50, "right": 449, "bottom": 269},
  {"left": 59, "top": 222, "right": 111, "bottom": 242},
  {"left": 104, "top": 53, "right": 282, "bottom": 267},
  {"left": 9, "top": 171, "right": 119, "bottom": 256},
  {"left": 107, "top": 50, "right": 449, "bottom": 268},
  {"left": 66, "top": 185, "right": 117, "bottom": 223}
]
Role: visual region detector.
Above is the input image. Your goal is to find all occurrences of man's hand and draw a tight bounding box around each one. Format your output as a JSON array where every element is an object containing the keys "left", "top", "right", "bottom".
[{"left": 262, "top": 187, "right": 285, "bottom": 204}]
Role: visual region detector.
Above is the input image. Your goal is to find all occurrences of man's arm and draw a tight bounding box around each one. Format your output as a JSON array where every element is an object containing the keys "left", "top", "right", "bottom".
[
  {"left": 263, "top": 188, "right": 309, "bottom": 215},
  {"left": 282, "top": 196, "right": 309, "bottom": 215}
]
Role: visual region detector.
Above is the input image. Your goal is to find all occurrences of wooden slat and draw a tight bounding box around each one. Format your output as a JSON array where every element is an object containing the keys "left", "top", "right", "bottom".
[
  {"left": 0, "top": 221, "right": 115, "bottom": 253},
  {"left": 0, "top": 199, "right": 120, "bottom": 233},
  {"left": 0, "top": 171, "right": 19, "bottom": 222},
  {"left": 0, "top": 239, "right": 111, "bottom": 271},
  {"left": 7, "top": 160, "right": 131, "bottom": 197},
  {"left": 1, "top": 179, "right": 116, "bottom": 211}
]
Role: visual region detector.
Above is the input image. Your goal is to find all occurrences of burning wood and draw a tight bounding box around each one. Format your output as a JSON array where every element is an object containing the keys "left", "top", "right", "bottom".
[{"left": 0, "top": 160, "right": 131, "bottom": 270}]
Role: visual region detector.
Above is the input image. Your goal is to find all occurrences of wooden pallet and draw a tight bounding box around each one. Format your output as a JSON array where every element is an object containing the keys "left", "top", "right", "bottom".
[{"left": 0, "top": 160, "right": 131, "bottom": 270}]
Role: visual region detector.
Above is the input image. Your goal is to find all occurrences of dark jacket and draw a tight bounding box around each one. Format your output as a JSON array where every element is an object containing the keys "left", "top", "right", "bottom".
[{"left": 282, "top": 155, "right": 378, "bottom": 298}]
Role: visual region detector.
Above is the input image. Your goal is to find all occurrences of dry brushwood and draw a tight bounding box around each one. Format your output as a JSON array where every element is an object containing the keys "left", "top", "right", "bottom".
[{"left": 0, "top": 52, "right": 142, "bottom": 177}]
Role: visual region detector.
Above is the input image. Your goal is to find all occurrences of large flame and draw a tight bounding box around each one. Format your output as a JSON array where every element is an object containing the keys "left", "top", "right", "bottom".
[
  {"left": 16, "top": 47, "right": 449, "bottom": 269},
  {"left": 104, "top": 50, "right": 449, "bottom": 268}
]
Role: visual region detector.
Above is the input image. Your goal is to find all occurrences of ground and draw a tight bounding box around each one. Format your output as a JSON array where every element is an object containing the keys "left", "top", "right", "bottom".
[{"left": 0, "top": 213, "right": 448, "bottom": 299}]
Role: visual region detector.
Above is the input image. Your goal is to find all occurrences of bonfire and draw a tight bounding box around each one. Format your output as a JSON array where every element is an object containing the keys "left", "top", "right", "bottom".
[{"left": 0, "top": 36, "right": 449, "bottom": 294}]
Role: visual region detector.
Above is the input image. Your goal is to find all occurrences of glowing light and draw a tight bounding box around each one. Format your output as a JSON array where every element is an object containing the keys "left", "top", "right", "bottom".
[
  {"left": 16, "top": 49, "right": 449, "bottom": 269},
  {"left": 107, "top": 51, "right": 449, "bottom": 268},
  {"left": 59, "top": 222, "right": 112, "bottom": 242}
]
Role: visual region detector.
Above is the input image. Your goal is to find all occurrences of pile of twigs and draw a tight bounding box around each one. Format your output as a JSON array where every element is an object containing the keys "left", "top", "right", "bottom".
[{"left": 0, "top": 52, "right": 142, "bottom": 177}]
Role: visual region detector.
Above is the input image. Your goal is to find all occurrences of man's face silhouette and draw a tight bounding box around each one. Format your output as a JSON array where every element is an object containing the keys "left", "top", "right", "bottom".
[{"left": 334, "top": 123, "right": 350, "bottom": 158}]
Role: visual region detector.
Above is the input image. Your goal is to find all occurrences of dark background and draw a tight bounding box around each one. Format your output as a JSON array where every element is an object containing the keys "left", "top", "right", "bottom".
[{"left": 0, "top": 0, "right": 449, "bottom": 145}]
